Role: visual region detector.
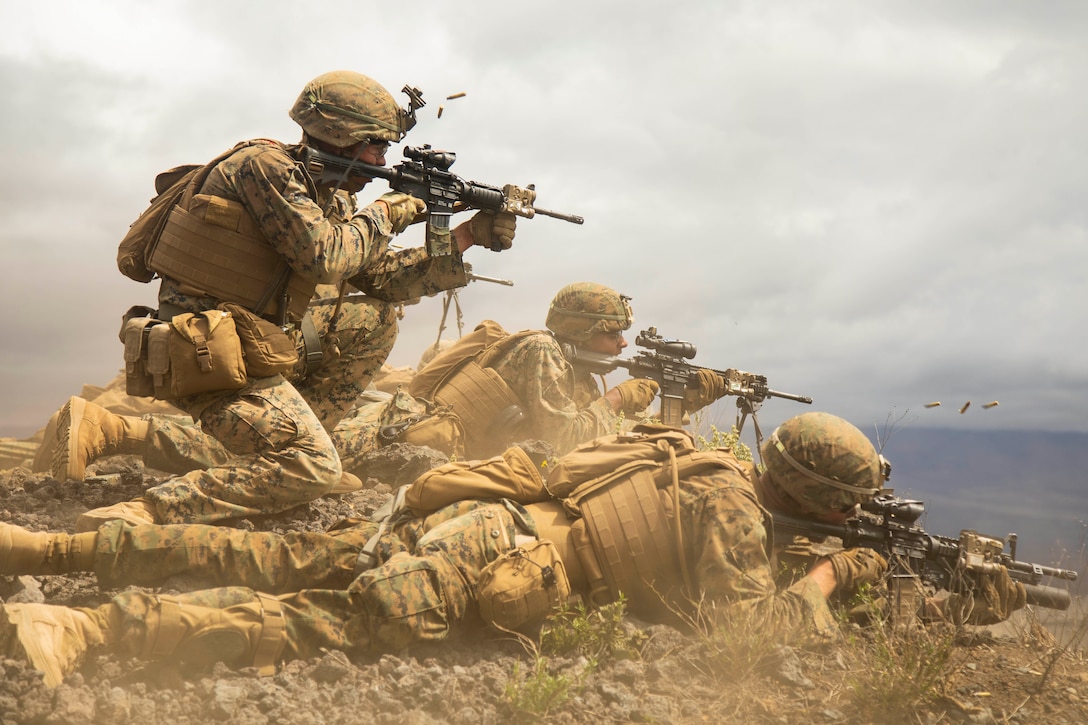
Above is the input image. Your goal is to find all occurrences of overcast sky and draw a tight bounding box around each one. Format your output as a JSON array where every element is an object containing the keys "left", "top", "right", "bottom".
[{"left": 2, "top": 0, "right": 1086, "bottom": 447}]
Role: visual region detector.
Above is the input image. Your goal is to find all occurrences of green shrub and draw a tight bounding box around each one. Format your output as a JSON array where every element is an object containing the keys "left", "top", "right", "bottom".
[{"left": 540, "top": 597, "right": 645, "bottom": 663}]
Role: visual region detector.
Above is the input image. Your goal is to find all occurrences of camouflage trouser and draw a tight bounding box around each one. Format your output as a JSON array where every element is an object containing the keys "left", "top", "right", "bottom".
[
  {"left": 141, "top": 294, "right": 398, "bottom": 476},
  {"left": 92, "top": 518, "right": 383, "bottom": 593},
  {"left": 331, "top": 389, "right": 434, "bottom": 479},
  {"left": 98, "top": 501, "right": 520, "bottom": 662},
  {"left": 144, "top": 374, "right": 341, "bottom": 524}
]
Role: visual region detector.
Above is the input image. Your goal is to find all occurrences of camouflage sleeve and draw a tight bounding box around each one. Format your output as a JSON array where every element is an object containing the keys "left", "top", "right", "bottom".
[
  {"left": 489, "top": 334, "right": 621, "bottom": 454},
  {"left": 210, "top": 145, "right": 396, "bottom": 284},
  {"left": 689, "top": 480, "right": 840, "bottom": 646},
  {"left": 346, "top": 235, "right": 468, "bottom": 303}
]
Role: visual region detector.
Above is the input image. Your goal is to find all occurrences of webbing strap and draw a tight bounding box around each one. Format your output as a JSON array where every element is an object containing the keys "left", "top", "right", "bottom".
[
  {"left": 353, "top": 487, "right": 409, "bottom": 576},
  {"left": 147, "top": 596, "right": 186, "bottom": 659},
  {"left": 668, "top": 447, "right": 694, "bottom": 598},
  {"left": 353, "top": 526, "right": 386, "bottom": 578},
  {"left": 252, "top": 594, "right": 287, "bottom": 676},
  {"left": 300, "top": 312, "right": 324, "bottom": 377}
]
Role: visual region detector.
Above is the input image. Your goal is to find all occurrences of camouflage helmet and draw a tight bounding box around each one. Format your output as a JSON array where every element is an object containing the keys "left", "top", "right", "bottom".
[
  {"left": 546, "top": 282, "right": 633, "bottom": 343},
  {"left": 761, "top": 412, "right": 885, "bottom": 515},
  {"left": 289, "top": 70, "right": 416, "bottom": 146}
]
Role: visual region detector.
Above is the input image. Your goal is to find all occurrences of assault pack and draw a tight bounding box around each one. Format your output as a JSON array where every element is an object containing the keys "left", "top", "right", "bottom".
[
  {"left": 116, "top": 142, "right": 266, "bottom": 284},
  {"left": 116, "top": 140, "right": 315, "bottom": 325},
  {"left": 409, "top": 320, "right": 538, "bottom": 457}
]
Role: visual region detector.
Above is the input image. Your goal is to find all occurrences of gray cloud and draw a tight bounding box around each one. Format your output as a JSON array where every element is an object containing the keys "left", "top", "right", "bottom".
[{"left": 1, "top": 1, "right": 1086, "bottom": 437}]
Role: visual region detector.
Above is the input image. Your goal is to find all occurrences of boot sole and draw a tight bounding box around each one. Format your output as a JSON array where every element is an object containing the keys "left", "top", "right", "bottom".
[
  {"left": 0, "top": 604, "right": 66, "bottom": 688},
  {"left": 52, "top": 396, "right": 87, "bottom": 482},
  {"left": 30, "top": 409, "right": 61, "bottom": 473},
  {"left": 0, "top": 524, "right": 12, "bottom": 574}
]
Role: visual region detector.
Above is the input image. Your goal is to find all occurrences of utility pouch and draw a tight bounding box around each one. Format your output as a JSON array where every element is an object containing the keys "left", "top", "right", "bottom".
[
  {"left": 476, "top": 539, "right": 571, "bottom": 632},
  {"left": 141, "top": 310, "right": 247, "bottom": 400},
  {"left": 218, "top": 302, "right": 298, "bottom": 377},
  {"left": 392, "top": 411, "right": 466, "bottom": 458},
  {"left": 119, "top": 306, "right": 161, "bottom": 398}
]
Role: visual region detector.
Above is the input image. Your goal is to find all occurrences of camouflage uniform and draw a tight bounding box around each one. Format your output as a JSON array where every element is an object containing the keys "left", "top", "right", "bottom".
[
  {"left": 67, "top": 456, "right": 835, "bottom": 665},
  {"left": 95, "top": 499, "right": 521, "bottom": 659},
  {"left": 484, "top": 331, "right": 620, "bottom": 454},
  {"left": 142, "top": 141, "right": 466, "bottom": 524},
  {"left": 323, "top": 282, "right": 635, "bottom": 469},
  {"left": 329, "top": 328, "right": 620, "bottom": 472}
]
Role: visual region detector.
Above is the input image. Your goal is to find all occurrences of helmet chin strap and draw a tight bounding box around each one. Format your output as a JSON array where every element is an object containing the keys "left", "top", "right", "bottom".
[
  {"left": 767, "top": 430, "right": 882, "bottom": 496},
  {"left": 321, "top": 143, "right": 368, "bottom": 216}
]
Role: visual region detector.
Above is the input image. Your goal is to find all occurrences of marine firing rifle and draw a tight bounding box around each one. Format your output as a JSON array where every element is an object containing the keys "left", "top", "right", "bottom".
[
  {"left": 568, "top": 326, "right": 812, "bottom": 428},
  {"left": 772, "top": 493, "right": 1079, "bottom": 618},
  {"left": 300, "top": 144, "right": 583, "bottom": 253}
]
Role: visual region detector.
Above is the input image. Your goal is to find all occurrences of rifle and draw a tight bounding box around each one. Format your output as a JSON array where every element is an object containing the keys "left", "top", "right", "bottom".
[
  {"left": 567, "top": 326, "right": 812, "bottom": 428},
  {"left": 772, "top": 493, "right": 1078, "bottom": 617},
  {"left": 299, "top": 144, "right": 583, "bottom": 252}
]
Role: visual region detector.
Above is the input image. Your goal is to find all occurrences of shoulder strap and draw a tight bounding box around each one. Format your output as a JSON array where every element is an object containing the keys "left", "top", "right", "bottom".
[
  {"left": 474, "top": 328, "right": 544, "bottom": 369},
  {"left": 176, "top": 139, "right": 283, "bottom": 211}
]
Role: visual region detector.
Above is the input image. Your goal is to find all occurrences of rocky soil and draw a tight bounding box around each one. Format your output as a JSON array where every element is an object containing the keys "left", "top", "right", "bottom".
[{"left": 2, "top": 451, "right": 1086, "bottom": 724}]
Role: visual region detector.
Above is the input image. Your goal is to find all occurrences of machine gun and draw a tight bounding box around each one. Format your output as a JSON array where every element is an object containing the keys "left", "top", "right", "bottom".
[
  {"left": 772, "top": 493, "right": 1078, "bottom": 618},
  {"left": 568, "top": 326, "right": 812, "bottom": 428},
  {"left": 299, "top": 144, "right": 583, "bottom": 252}
]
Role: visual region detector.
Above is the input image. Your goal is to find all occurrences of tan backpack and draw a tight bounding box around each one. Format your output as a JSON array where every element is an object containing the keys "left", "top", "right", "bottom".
[
  {"left": 407, "top": 319, "right": 511, "bottom": 399},
  {"left": 545, "top": 424, "right": 698, "bottom": 498},
  {"left": 408, "top": 320, "right": 539, "bottom": 457},
  {"left": 116, "top": 140, "right": 276, "bottom": 283}
]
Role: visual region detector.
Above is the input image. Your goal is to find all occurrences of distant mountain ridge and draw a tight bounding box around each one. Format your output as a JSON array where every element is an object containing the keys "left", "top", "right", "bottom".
[{"left": 874, "top": 426, "right": 1087, "bottom": 571}]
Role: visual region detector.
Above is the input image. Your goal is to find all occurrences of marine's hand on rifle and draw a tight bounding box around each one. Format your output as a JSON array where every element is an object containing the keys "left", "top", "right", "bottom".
[
  {"left": 683, "top": 368, "right": 730, "bottom": 414},
  {"left": 377, "top": 192, "right": 427, "bottom": 234},
  {"left": 823, "top": 547, "right": 888, "bottom": 594},
  {"left": 459, "top": 210, "right": 518, "bottom": 252},
  {"left": 944, "top": 566, "right": 1027, "bottom": 625},
  {"left": 610, "top": 379, "right": 659, "bottom": 415}
]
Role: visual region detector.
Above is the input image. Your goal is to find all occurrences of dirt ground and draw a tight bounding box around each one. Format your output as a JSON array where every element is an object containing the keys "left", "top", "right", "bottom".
[{"left": 1, "top": 450, "right": 1086, "bottom": 725}]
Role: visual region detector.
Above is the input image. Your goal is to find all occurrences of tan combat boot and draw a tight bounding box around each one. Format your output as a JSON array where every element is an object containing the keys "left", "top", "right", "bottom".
[
  {"left": 143, "top": 594, "right": 287, "bottom": 675},
  {"left": 0, "top": 523, "right": 97, "bottom": 576},
  {"left": 329, "top": 471, "right": 363, "bottom": 494},
  {"left": 75, "top": 497, "right": 160, "bottom": 533},
  {"left": 50, "top": 396, "right": 150, "bottom": 482},
  {"left": 30, "top": 407, "right": 62, "bottom": 473},
  {"left": 0, "top": 603, "right": 107, "bottom": 688}
]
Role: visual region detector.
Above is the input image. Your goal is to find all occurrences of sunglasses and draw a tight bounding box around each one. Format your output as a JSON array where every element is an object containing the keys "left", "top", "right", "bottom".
[{"left": 366, "top": 139, "right": 392, "bottom": 156}]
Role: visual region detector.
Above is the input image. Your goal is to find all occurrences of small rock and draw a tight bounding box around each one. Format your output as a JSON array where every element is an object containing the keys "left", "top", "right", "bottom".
[{"left": 310, "top": 652, "right": 352, "bottom": 683}]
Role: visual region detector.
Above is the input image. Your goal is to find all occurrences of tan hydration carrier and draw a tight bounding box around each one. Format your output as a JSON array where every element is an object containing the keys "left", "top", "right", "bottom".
[{"left": 147, "top": 141, "right": 316, "bottom": 324}]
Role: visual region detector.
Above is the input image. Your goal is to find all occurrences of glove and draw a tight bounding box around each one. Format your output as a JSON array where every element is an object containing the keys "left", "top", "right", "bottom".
[
  {"left": 825, "top": 547, "right": 888, "bottom": 593},
  {"left": 946, "top": 566, "right": 1027, "bottom": 625},
  {"left": 778, "top": 537, "right": 820, "bottom": 578},
  {"left": 468, "top": 210, "right": 517, "bottom": 251},
  {"left": 683, "top": 369, "right": 728, "bottom": 413},
  {"left": 612, "top": 379, "right": 659, "bottom": 415},
  {"left": 378, "top": 192, "right": 426, "bottom": 234}
]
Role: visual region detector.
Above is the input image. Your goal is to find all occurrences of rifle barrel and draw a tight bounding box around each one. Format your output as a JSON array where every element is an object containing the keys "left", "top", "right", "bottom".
[
  {"left": 1006, "top": 559, "right": 1079, "bottom": 582},
  {"left": 768, "top": 389, "right": 813, "bottom": 404},
  {"left": 534, "top": 207, "right": 584, "bottom": 224}
]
